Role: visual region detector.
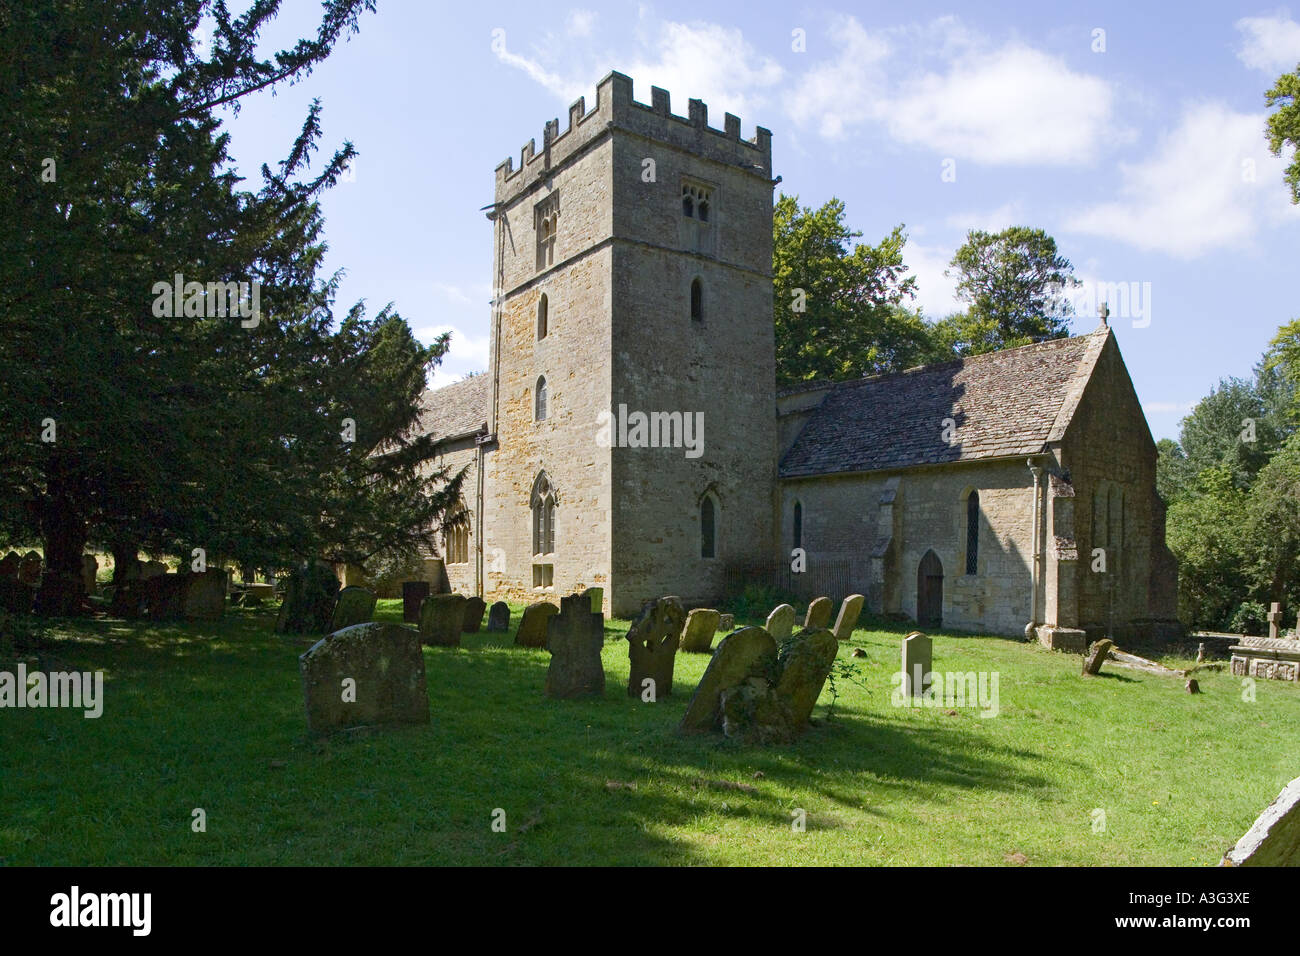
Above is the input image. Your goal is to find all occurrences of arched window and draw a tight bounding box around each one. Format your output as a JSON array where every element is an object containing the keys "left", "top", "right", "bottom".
[
  {"left": 535, "top": 376, "right": 548, "bottom": 421},
  {"left": 700, "top": 494, "right": 717, "bottom": 559},
  {"left": 682, "top": 192, "right": 694, "bottom": 217},
  {"left": 965, "top": 490, "right": 979, "bottom": 575},
  {"left": 792, "top": 501, "right": 803, "bottom": 550},
  {"left": 537, "top": 293, "right": 548, "bottom": 340},
  {"left": 690, "top": 278, "right": 703, "bottom": 321}
]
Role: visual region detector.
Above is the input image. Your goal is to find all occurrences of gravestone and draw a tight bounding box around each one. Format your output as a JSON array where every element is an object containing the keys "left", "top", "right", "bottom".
[
  {"left": 679, "top": 627, "right": 778, "bottom": 734},
  {"left": 679, "top": 608, "right": 721, "bottom": 653},
  {"left": 141, "top": 573, "right": 186, "bottom": 620},
  {"left": 0, "top": 552, "right": 19, "bottom": 579},
  {"left": 330, "top": 586, "right": 377, "bottom": 634},
  {"left": 544, "top": 593, "right": 605, "bottom": 699},
  {"left": 487, "top": 601, "right": 511, "bottom": 632},
  {"left": 901, "top": 631, "right": 932, "bottom": 698},
  {"left": 625, "top": 596, "right": 686, "bottom": 700},
  {"left": 831, "top": 594, "right": 864, "bottom": 641},
  {"left": 17, "top": 552, "right": 41, "bottom": 587},
  {"left": 299, "top": 622, "right": 429, "bottom": 734},
  {"left": 140, "top": 560, "right": 168, "bottom": 581},
  {"left": 775, "top": 627, "right": 839, "bottom": 728},
  {"left": 1082, "top": 638, "right": 1114, "bottom": 676},
  {"left": 274, "top": 561, "right": 340, "bottom": 635},
  {"left": 1221, "top": 775, "right": 1300, "bottom": 866},
  {"left": 515, "top": 601, "right": 559, "bottom": 648},
  {"left": 420, "top": 593, "right": 466, "bottom": 647},
  {"left": 1230, "top": 605, "right": 1300, "bottom": 682},
  {"left": 82, "top": 555, "right": 98, "bottom": 596},
  {"left": 803, "top": 596, "right": 833, "bottom": 630},
  {"left": 720, "top": 677, "right": 796, "bottom": 745},
  {"left": 1268, "top": 602, "right": 1283, "bottom": 640},
  {"left": 181, "top": 570, "right": 226, "bottom": 621},
  {"left": 765, "top": 604, "right": 795, "bottom": 641},
  {"left": 401, "top": 581, "right": 430, "bottom": 623},
  {"left": 461, "top": 595, "right": 486, "bottom": 633},
  {"left": 582, "top": 587, "right": 604, "bottom": 612},
  {"left": 718, "top": 613, "right": 735, "bottom": 632}
]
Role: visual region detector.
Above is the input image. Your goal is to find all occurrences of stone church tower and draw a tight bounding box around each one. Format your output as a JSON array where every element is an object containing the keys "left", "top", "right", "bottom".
[{"left": 479, "top": 71, "right": 778, "bottom": 616}]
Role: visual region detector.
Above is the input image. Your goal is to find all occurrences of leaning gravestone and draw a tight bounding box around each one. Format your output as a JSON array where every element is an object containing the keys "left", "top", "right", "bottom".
[
  {"left": 330, "top": 586, "right": 377, "bottom": 634},
  {"left": 420, "top": 593, "right": 466, "bottom": 647},
  {"left": 486, "top": 601, "right": 511, "bottom": 632},
  {"left": 299, "top": 622, "right": 429, "bottom": 735},
  {"left": 181, "top": 570, "right": 226, "bottom": 621},
  {"left": 1082, "top": 638, "right": 1114, "bottom": 676},
  {"left": 679, "top": 626, "right": 778, "bottom": 734},
  {"left": 544, "top": 593, "right": 605, "bottom": 699},
  {"left": 461, "top": 595, "right": 486, "bottom": 633},
  {"left": 831, "top": 594, "right": 864, "bottom": 641},
  {"left": 679, "top": 608, "right": 721, "bottom": 653},
  {"left": 901, "top": 631, "right": 932, "bottom": 698},
  {"left": 82, "top": 555, "right": 98, "bottom": 596},
  {"left": 515, "top": 601, "right": 559, "bottom": 648},
  {"left": 766, "top": 604, "right": 796, "bottom": 640},
  {"left": 776, "top": 627, "right": 840, "bottom": 729},
  {"left": 803, "top": 596, "right": 833, "bottom": 630},
  {"left": 1221, "top": 775, "right": 1300, "bottom": 866},
  {"left": 720, "top": 677, "right": 796, "bottom": 745},
  {"left": 625, "top": 596, "right": 686, "bottom": 700}
]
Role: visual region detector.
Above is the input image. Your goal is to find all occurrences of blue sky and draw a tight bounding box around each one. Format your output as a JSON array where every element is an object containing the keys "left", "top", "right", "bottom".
[{"left": 217, "top": 1, "right": 1300, "bottom": 440}]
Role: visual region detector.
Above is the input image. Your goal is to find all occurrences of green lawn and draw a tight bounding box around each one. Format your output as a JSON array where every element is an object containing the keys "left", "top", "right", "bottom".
[{"left": 1, "top": 600, "right": 1295, "bottom": 866}]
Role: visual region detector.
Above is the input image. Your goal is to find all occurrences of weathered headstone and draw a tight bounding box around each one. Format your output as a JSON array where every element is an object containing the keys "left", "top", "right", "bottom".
[
  {"left": 581, "top": 587, "right": 604, "bottom": 612},
  {"left": 140, "top": 560, "right": 168, "bottom": 581},
  {"left": 461, "top": 595, "right": 486, "bottom": 633},
  {"left": 180, "top": 570, "right": 226, "bottom": 621},
  {"left": 17, "top": 552, "right": 41, "bottom": 587},
  {"left": 515, "top": 601, "right": 559, "bottom": 648},
  {"left": 544, "top": 593, "right": 605, "bottom": 699},
  {"left": 274, "top": 561, "right": 340, "bottom": 635},
  {"left": 625, "top": 596, "right": 686, "bottom": 700},
  {"left": 766, "top": 604, "right": 796, "bottom": 640},
  {"left": 775, "top": 627, "right": 839, "bottom": 728},
  {"left": 1082, "top": 638, "right": 1114, "bottom": 676},
  {"left": 720, "top": 677, "right": 795, "bottom": 745},
  {"left": 831, "top": 594, "right": 864, "bottom": 641},
  {"left": 82, "top": 555, "right": 98, "bottom": 596},
  {"left": 718, "top": 613, "right": 735, "bottom": 632},
  {"left": 487, "top": 600, "right": 511, "bottom": 632},
  {"left": 1221, "top": 775, "right": 1300, "bottom": 866},
  {"left": 329, "top": 586, "right": 377, "bottom": 633},
  {"left": 141, "top": 573, "right": 185, "bottom": 620},
  {"left": 901, "top": 631, "right": 932, "bottom": 698},
  {"left": 419, "top": 593, "right": 466, "bottom": 647},
  {"left": 679, "top": 626, "right": 778, "bottom": 734},
  {"left": 401, "top": 581, "right": 431, "bottom": 623},
  {"left": 0, "top": 552, "right": 19, "bottom": 579},
  {"left": 1268, "top": 602, "right": 1283, "bottom": 640},
  {"left": 299, "top": 622, "right": 429, "bottom": 734},
  {"left": 680, "top": 608, "right": 721, "bottom": 653},
  {"left": 803, "top": 596, "right": 833, "bottom": 630}
]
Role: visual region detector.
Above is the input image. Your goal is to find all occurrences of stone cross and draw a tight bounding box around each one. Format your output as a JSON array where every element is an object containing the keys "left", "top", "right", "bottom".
[{"left": 1268, "top": 602, "right": 1283, "bottom": 640}]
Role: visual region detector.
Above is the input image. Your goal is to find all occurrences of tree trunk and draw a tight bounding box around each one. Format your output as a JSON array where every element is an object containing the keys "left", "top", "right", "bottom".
[
  {"left": 110, "top": 539, "right": 140, "bottom": 588},
  {"left": 34, "top": 488, "right": 88, "bottom": 616}
]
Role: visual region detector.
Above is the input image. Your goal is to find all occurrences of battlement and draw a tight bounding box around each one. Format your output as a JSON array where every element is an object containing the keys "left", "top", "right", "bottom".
[{"left": 493, "top": 71, "right": 772, "bottom": 206}]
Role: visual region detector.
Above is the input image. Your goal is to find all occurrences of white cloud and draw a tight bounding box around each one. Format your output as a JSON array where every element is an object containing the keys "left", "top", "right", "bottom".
[
  {"left": 1066, "top": 102, "right": 1297, "bottom": 258},
  {"left": 418, "top": 322, "right": 490, "bottom": 389},
  {"left": 904, "top": 240, "right": 963, "bottom": 320},
  {"left": 1235, "top": 13, "right": 1300, "bottom": 72},
  {"left": 783, "top": 16, "right": 890, "bottom": 139},
  {"left": 567, "top": 9, "right": 597, "bottom": 38},
  {"left": 944, "top": 202, "right": 1024, "bottom": 233},
  {"left": 1143, "top": 401, "right": 1196, "bottom": 415}
]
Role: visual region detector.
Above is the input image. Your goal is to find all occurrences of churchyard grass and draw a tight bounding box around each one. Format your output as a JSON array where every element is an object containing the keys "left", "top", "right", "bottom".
[{"left": 2, "top": 600, "right": 1295, "bottom": 866}]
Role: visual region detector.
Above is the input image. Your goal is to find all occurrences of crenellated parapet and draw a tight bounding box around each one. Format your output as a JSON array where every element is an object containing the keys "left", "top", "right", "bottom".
[{"left": 493, "top": 71, "right": 772, "bottom": 206}]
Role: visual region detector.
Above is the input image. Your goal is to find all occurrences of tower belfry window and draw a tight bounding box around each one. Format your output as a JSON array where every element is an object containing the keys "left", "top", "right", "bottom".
[
  {"left": 681, "top": 181, "right": 713, "bottom": 220},
  {"left": 535, "top": 193, "right": 559, "bottom": 270}
]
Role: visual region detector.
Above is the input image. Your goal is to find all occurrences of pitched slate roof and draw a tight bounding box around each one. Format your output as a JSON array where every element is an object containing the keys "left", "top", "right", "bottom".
[
  {"left": 417, "top": 373, "right": 490, "bottom": 442},
  {"left": 779, "top": 328, "right": 1108, "bottom": 479}
]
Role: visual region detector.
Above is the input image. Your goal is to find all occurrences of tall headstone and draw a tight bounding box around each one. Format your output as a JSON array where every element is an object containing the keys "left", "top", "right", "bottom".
[
  {"left": 487, "top": 601, "right": 511, "bottom": 632},
  {"left": 679, "top": 627, "right": 778, "bottom": 734},
  {"left": 765, "top": 604, "right": 795, "bottom": 640},
  {"left": 420, "top": 593, "right": 466, "bottom": 647},
  {"left": 515, "top": 601, "right": 559, "bottom": 648},
  {"left": 901, "top": 631, "right": 932, "bottom": 698},
  {"left": 544, "top": 592, "right": 605, "bottom": 699},
  {"left": 803, "top": 596, "right": 833, "bottom": 630},
  {"left": 329, "top": 586, "right": 377, "bottom": 633},
  {"left": 461, "top": 595, "right": 486, "bottom": 633},
  {"left": 679, "top": 608, "right": 721, "bottom": 653},
  {"left": 1268, "top": 602, "right": 1283, "bottom": 640},
  {"left": 625, "top": 596, "right": 686, "bottom": 700},
  {"left": 299, "top": 622, "right": 429, "bottom": 734},
  {"left": 831, "top": 594, "right": 864, "bottom": 641}
]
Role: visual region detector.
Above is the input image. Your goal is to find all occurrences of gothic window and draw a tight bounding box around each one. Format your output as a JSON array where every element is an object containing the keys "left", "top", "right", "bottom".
[
  {"left": 535, "top": 376, "right": 548, "bottom": 422},
  {"left": 537, "top": 293, "right": 548, "bottom": 340},
  {"left": 535, "top": 193, "right": 559, "bottom": 270},
  {"left": 700, "top": 493, "right": 718, "bottom": 559},
  {"left": 965, "top": 490, "right": 980, "bottom": 575},
  {"left": 681, "top": 181, "right": 713, "bottom": 220},
  {"left": 531, "top": 472, "right": 556, "bottom": 588},
  {"left": 793, "top": 500, "right": 803, "bottom": 550},
  {"left": 690, "top": 278, "right": 703, "bottom": 321},
  {"left": 444, "top": 524, "right": 469, "bottom": 565}
]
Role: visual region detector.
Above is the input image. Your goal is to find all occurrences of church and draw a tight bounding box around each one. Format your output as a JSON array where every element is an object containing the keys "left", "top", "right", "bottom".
[{"left": 414, "top": 71, "right": 1180, "bottom": 648}]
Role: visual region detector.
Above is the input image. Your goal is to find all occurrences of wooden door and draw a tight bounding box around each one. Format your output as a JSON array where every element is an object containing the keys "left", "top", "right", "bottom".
[{"left": 917, "top": 550, "right": 943, "bottom": 627}]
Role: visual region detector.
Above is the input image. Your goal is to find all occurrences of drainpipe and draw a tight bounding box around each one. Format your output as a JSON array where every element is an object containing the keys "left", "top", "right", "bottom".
[{"left": 1025, "top": 459, "right": 1043, "bottom": 640}]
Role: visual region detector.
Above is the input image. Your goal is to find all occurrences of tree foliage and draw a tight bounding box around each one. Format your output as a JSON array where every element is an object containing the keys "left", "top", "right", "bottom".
[{"left": 1265, "top": 65, "right": 1300, "bottom": 204}]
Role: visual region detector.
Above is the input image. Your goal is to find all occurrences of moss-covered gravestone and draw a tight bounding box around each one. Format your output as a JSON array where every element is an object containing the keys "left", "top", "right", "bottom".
[
  {"left": 803, "top": 596, "right": 833, "bottom": 630},
  {"left": 679, "top": 627, "right": 778, "bottom": 734},
  {"left": 180, "top": 570, "right": 226, "bottom": 621},
  {"left": 515, "top": 601, "right": 559, "bottom": 648},
  {"left": 679, "top": 608, "right": 721, "bottom": 653},
  {"left": 299, "top": 623, "right": 429, "bottom": 734},
  {"left": 776, "top": 628, "right": 839, "bottom": 728},
  {"left": 544, "top": 593, "right": 605, "bottom": 699},
  {"left": 901, "top": 631, "right": 932, "bottom": 697},
  {"left": 420, "top": 593, "right": 466, "bottom": 647},
  {"left": 275, "top": 561, "right": 340, "bottom": 635},
  {"left": 461, "top": 595, "right": 486, "bottom": 633},
  {"left": 765, "top": 604, "right": 795, "bottom": 640},
  {"left": 1082, "top": 639, "right": 1114, "bottom": 676},
  {"left": 329, "top": 586, "right": 377, "bottom": 633},
  {"left": 626, "top": 596, "right": 685, "bottom": 700},
  {"left": 831, "top": 594, "right": 864, "bottom": 641}
]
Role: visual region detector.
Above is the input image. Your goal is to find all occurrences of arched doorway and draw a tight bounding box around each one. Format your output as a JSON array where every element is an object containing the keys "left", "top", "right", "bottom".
[{"left": 917, "top": 550, "right": 943, "bottom": 627}]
